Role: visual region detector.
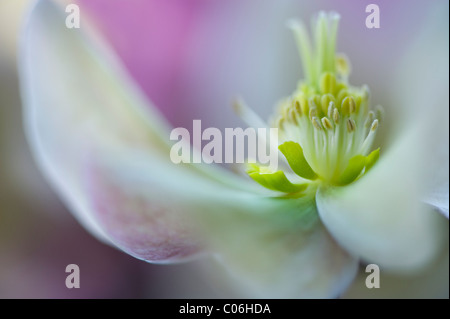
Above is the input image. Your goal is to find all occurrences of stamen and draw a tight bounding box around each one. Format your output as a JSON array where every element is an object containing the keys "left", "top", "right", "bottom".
[
  {"left": 298, "top": 95, "right": 309, "bottom": 115},
  {"left": 337, "top": 89, "right": 349, "bottom": 103},
  {"left": 309, "top": 97, "right": 319, "bottom": 111},
  {"left": 312, "top": 117, "right": 322, "bottom": 130},
  {"left": 246, "top": 12, "right": 384, "bottom": 190},
  {"left": 341, "top": 96, "right": 356, "bottom": 115},
  {"left": 346, "top": 118, "right": 356, "bottom": 132},
  {"left": 370, "top": 119, "right": 379, "bottom": 131},
  {"left": 375, "top": 105, "right": 385, "bottom": 124},
  {"left": 294, "top": 100, "right": 302, "bottom": 116},
  {"left": 364, "top": 111, "right": 375, "bottom": 128},
  {"left": 360, "top": 120, "right": 378, "bottom": 155},
  {"left": 289, "top": 108, "right": 299, "bottom": 125},
  {"left": 321, "top": 117, "right": 333, "bottom": 130},
  {"left": 309, "top": 107, "right": 317, "bottom": 121},
  {"left": 333, "top": 108, "right": 340, "bottom": 124},
  {"left": 321, "top": 94, "right": 335, "bottom": 114},
  {"left": 320, "top": 73, "right": 337, "bottom": 95},
  {"left": 327, "top": 101, "right": 335, "bottom": 119},
  {"left": 335, "top": 53, "right": 351, "bottom": 80}
]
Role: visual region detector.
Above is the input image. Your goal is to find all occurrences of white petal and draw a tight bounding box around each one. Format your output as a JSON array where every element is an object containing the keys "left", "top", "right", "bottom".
[
  {"left": 317, "top": 126, "right": 448, "bottom": 271},
  {"left": 316, "top": 1, "right": 449, "bottom": 272},
  {"left": 87, "top": 148, "right": 358, "bottom": 295},
  {"left": 392, "top": 2, "right": 449, "bottom": 218},
  {"left": 214, "top": 226, "right": 358, "bottom": 298},
  {"left": 19, "top": 0, "right": 169, "bottom": 243},
  {"left": 19, "top": 0, "right": 252, "bottom": 258},
  {"left": 203, "top": 192, "right": 358, "bottom": 298},
  {"left": 423, "top": 144, "right": 449, "bottom": 218}
]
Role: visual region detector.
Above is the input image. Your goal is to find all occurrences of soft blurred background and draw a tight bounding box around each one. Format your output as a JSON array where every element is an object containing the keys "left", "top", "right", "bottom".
[{"left": 0, "top": 0, "right": 448, "bottom": 298}]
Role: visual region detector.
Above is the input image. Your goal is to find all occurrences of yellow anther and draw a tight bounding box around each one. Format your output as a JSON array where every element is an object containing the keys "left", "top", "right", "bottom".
[
  {"left": 289, "top": 98, "right": 296, "bottom": 110},
  {"left": 298, "top": 95, "right": 309, "bottom": 115},
  {"left": 341, "top": 96, "right": 356, "bottom": 115},
  {"left": 309, "top": 96, "right": 320, "bottom": 111},
  {"left": 333, "top": 108, "right": 340, "bottom": 124},
  {"left": 321, "top": 94, "right": 335, "bottom": 115},
  {"left": 336, "top": 53, "right": 351, "bottom": 77},
  {"left": 335, "top": 82, "right": 347, "bottom": 93},
  {"left": 337, "top": 89, "right": 349, "bottom": 104},
  {"left": 309, "top": 107, "right": 317, "bottom": 121},
  {"left": 289, "top": 108, "right": 299, "bottom": 125},
  {"left": 320, "top": 72, "right": 337, "bottom": 94},
  {"left": 347, "top": 118, "right": 356, "bottom": 132},
  {"left": 327, "top": 101, "right": 335, "bottom": 119},
  {"left": 354, "top": 95, "right": 362, "bottom": 113},
  {"left": 294, "top": 100, "right": 302, "bottom": 116},
  {"left": 371, "top": 119, "right": 379, "bottom": 131},
  {"left": 312, "top": 117, "right": 322, "bottom": 130},
  {"left": 321, "top": 117, "right": 333, "bottom": 130}
]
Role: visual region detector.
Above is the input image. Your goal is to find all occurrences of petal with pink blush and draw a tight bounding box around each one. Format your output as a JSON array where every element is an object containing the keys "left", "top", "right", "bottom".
[
  {"left": 19, "top": 0, "right": 243, "bottom": 262},
  {"left": 20, "top": 0, "right": 181, "bottom": 247},
  {"left": 84, "top": 154, "right": 204, "bottom": 263},
  {"left": 82, "top": 148, "right": 358, "bottom": 296}
]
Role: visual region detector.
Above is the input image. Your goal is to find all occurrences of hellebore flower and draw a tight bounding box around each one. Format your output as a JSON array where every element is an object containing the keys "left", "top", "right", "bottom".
[{"left": 19, "top": 0, "right": 448, "bottom": 298}]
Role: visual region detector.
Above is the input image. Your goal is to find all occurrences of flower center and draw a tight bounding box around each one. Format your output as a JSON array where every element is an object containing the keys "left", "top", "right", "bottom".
[
  {"left": 274, "top": 72, "right": 382, "bottom": 184},
  {"left": 244, "top": 12, "right": 383, "bottom": 194}
]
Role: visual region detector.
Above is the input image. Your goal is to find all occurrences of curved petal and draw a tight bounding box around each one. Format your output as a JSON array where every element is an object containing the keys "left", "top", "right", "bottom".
[
  {"left": 316, "top": 2, "right": 449, "bottom": 272},
  {"left": 19, "top": 0, "right": 170, "bottom": 244},
  {"left": 84, "top": 153, "right": 204, "bottom": 262},
  {"left": 20, "top": 0, "right": 262, "bottom": 260},
  {"left": 423, "top": 145, "right": 449, "bottom": 218},
  {"left": 316, "top": 126, "right": 448, "bottom": 271},
  {"left": 205, "top": 196, "right": 359, "bottom": 298},
  {"left": 80, "top": 141, "right": 275, "bottom": 263},
  {"left": 391, "top": 2, "right": 449, "bottom": 218},
  {"left": 85, "top": 149, "right": 358, "bottom": 296},
  {"left": 81, "top": 147, "right": 358, "bottom": 295}
]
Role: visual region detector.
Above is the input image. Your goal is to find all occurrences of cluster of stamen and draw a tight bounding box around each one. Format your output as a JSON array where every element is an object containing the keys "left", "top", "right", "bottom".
[
  {"left": 242, "top": 11, "right": 384, "bottom": 192},
  {"left": 274, "top": 72, "right": 383, "bottom": 183}
]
